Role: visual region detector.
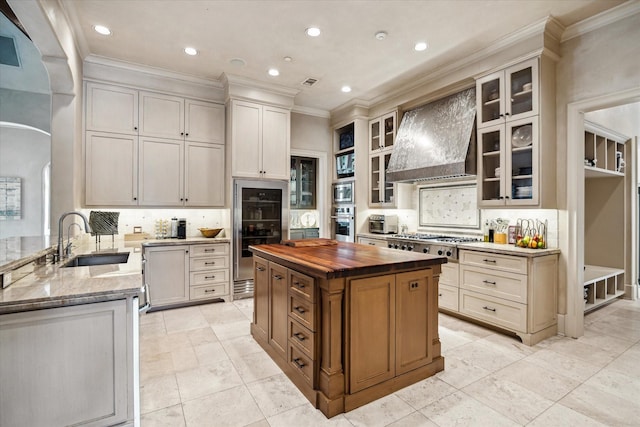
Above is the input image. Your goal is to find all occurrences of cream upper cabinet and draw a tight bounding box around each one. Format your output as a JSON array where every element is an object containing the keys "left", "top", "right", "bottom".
[
  {"left": 138, "top": 137, "right": 184, "bottom": 206},
  {"left": 476, "top": 56, "right": 556, "bottom": 209},
  {"left": 139, "top": 92, "right": 185, "bottom": 140},
  {"left": 369, "top": 112, "right": 396, "bottom": 152},
  {"left": 186, "top": 100, "right": 225, "bottom": 144},
  {"left": 230, "top": 100, "right": 290, "bottom": 180},
  {"left": 185, "top": 142, "right": 225, "bottom": 207},
  {"left": 85, "top": 131, "right": 138, "bottom": 206},
  {"left": 476, "top": 58, "right": 538, "bottom": 128},
  {"left": 85, "top": 82, "right": 138, "bottom": 135},
  {"left": 369, "top": 111, "right": 404, "bottom": 207}
]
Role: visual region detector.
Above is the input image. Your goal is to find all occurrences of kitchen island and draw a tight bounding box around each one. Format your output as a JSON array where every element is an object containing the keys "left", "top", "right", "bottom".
[{"left": 249, "top": 240, "right": 447, "bottom": 418}]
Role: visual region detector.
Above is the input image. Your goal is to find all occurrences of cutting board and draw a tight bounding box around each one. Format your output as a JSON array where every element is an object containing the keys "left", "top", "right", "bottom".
[
  {"left": 283, "top": 238, "right": 338, "bottom": 247},
  {"left": 124, "top": 232, "right": 150, "bottom": 241}
]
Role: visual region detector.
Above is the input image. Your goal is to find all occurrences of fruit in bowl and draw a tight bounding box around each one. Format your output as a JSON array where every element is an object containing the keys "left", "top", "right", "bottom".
[{"left": 198, "top": 228, "right": 222, "bottom": 238}]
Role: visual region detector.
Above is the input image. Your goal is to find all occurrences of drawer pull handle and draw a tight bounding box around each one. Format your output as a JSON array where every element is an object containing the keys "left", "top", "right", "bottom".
[
  {"left": 205, "top": 275, "right": 216, "bottom": 280},
  {"left": 293, "top": 281, "right": 305, "bottom": 289},
  {"left": 293, "top": 332, "right": 306, "bottom": 341},
  {"left": 274, "top": 274, "right": 284, "bottom": 280},
  {"left": 482, "top": 280, "right": 497, "bottom": 285},
  {"left": 294, "top": 306, "right": 306, "bottom": 314},
  {"left": 204, "top": 289, "right": 216, "bottom": 294},
  {"left": 482, "top": 306, "right": 496, "bottom": 312},
  {"left": 438, "top": 293, "right": 443, "bottom": 297},
  {"left": 293, "top": 358, "right": 306, "bottom": 368},
  {"left": 483, "top": 259, "right": 497, "bottom": 263},
  {"left": 204, "top": 249, "right": 216, "bottom": 252},
  {"left": 205, "top": 261, "right": 216, "bottom": 265},
  {"left": 256, "top": 266, "right": 266, "bottom": 272}
]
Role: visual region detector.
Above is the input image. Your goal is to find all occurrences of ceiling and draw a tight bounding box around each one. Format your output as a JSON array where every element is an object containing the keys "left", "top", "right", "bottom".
[{"left": 54, "top": 1, "right": 629, "bottom": 111}]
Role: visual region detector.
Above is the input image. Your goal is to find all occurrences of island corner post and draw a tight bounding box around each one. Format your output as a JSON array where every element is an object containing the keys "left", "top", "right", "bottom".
[{"left": 248, "top": 241, "right": 446, "bottom": 417}]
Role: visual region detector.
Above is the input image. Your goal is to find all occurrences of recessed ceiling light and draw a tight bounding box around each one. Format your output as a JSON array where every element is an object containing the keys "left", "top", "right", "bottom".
[
  {"left": 414, "top": 41, "right": 428, "bottom": 51},
  {"left": 283, "top": 56, "right": 292, "bottom": 62},
  {"left": 268, "top": 68, "right": 280, "bottom": 77},
  {"left": 230, "top": 58, "right": 246, "bottom": 66},
  {"left": 184, "top": 47, "right": 198, "bottom": 56},
  {"left": 93, "top": 25, "right": 111, "bottom": 36},
  {"left": 305, "top": 27, "right": 321, "bottom": 37},
  {"left": 341, "top": 85, "right": 352, "bottom": 93},
  {"left": 375, "top": 31, "right": 387, "bottom": 40}
]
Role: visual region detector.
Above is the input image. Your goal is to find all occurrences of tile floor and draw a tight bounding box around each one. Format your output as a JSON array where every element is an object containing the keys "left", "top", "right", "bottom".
[{"left": 139, "top": 297, "right": 640, "bottom": 426}]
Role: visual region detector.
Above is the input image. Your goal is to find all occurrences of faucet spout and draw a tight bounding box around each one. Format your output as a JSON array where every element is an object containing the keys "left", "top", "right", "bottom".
[{"left": 57, "top": 212, "right": 92, "bottom": 260}]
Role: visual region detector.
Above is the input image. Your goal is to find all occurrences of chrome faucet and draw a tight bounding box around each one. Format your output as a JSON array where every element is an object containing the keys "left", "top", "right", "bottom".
[{"left": 57, "top": 212, "right": 92, "bottom": 261}]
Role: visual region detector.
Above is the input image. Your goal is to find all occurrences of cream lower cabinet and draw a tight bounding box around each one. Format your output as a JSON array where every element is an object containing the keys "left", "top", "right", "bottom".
[
  {"left": 458, "top": 249, "right": 558, "bottom": 345},
  {"left": 357, "top": 235, "right": 389, "bottom": 247},
  {"left": 0, "top": 298, "right": 138, "bottom": 426},
  {"left": 144, "top": 242, "right": 230, "bottom": 309},
  {"left": 438, "top": 263, "right": 459, "bottom": 311}
]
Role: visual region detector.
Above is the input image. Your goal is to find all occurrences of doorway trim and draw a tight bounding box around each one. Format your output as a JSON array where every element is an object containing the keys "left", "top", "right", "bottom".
[{"left": 565, "top": 86, "right": 640, "bottom": 338}]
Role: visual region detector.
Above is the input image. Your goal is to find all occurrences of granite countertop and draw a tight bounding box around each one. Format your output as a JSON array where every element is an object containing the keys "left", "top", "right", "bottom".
[
  {"left": 141, "top": 236, "right": 230, "bottom": 247},
  {"left": 457, "top": 241, "right": 561, "bottom": 257}
]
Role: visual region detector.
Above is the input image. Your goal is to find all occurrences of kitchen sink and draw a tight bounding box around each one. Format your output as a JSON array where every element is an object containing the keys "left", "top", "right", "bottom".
[{"left": 62, "top": 252, "right": 130, "bottom": 268}]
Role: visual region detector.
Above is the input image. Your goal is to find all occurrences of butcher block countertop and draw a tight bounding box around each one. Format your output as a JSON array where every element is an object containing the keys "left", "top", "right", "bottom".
[{"left": 249, "top": 240, "right": 447, "bottom": 279}]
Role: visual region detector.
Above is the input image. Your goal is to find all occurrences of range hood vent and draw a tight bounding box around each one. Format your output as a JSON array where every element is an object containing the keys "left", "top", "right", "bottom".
[{"left": 387, "top": 87, "right": 477, "bottom": 183}]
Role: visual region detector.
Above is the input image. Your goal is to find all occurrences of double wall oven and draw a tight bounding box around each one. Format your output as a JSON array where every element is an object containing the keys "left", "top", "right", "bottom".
[{"left": 331, "top": 181, "right": 355, "bottom": 242}]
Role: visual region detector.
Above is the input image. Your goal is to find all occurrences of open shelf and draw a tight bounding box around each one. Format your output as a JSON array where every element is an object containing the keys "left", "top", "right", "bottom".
[{"left": 583, "top": 265, "right": 625, "bottom": 313}]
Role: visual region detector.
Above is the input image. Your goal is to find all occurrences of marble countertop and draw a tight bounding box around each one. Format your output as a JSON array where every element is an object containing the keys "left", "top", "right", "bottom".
[{"left": 457, "top": 242, "right": 561, "bottom": 257}]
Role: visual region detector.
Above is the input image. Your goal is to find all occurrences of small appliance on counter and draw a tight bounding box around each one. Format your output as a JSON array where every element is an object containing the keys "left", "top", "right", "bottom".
[
  {"left": 369, "top": 214, "right": 398, "bottom": 234},
  {"left": 177, "top": 218, "right": 187, "bottom": 239}
]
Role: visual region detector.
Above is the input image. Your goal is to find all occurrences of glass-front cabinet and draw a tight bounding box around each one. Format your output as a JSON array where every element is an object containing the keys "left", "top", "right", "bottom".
[
  {"left": 290, "top": 156, "right": 316, "bottom": 209},
  {"left": 478, "top": 117, "right": 538, "bottom": 206},
  {"left": 477, "top": 58, "right": 538, "bottom": 128},
  {"left": 369, "top": 111, "right": 397, "bottom": 207}
]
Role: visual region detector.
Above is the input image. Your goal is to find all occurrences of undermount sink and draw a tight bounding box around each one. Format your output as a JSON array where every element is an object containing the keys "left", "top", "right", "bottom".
[{"left": 62, "top": 252, "right": 130, "bottom": 268}]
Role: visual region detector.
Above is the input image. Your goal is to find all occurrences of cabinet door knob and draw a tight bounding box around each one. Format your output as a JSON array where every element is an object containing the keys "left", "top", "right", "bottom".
[
  {"left": 185, "top": 133, "right": 189, "bottom": 137},
  {"left": 505, "top": 112, "right": 510, "bottom": 116},
  {"left": 181, "top": 132, "right": 184, "bottom": 136},
  {"left": 134, "top": 126, "right": 138, "bottom": 131}
]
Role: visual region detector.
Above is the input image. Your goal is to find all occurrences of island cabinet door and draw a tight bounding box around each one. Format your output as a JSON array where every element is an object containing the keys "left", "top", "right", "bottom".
[
  {"left": 252, "top": 257, "right": 269, "bottom": 342},
  {"left": 269, "top": 262, "right": 289, "bottom": 360},
  {"left": 349, "top": 274, "right": 396, "bottom": 393},
  {"left": 396, "top": 270, "right": 433, "bottom": 374}
]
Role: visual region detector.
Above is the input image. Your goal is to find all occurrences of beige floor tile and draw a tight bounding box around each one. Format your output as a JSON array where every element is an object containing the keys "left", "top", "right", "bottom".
[
  {"left": 170, "top": 346, "right": 199, "bottom": 373},
  {"left": 140, "top": 352, "right": 174, "bottom": 382},
  {"left": 524, "top": 348, "right": 601, "bottom": 382},
  {"left": 438, "top": 326, "right": 474, "bottom": 352},
  {"left": 233, "top": 297, "right": 255, "bottom": 320},
  {"left": 186, "top": 327, "right": 219, "bottom": 347},
  {"left": 163, "top": 306, "right": 210, "bottom": 334},
  {"left": 343, "top": 394, "right": 414, "bottom": 427},
  {"left": 193, "top": 341, "right": 229, "bottom": 365},
  {"left": 443, "top": 340, "right": 522, "bottom": 373},
  {"left": 386, "top": 411, "right": 439, "bottom": 427},
  {"left": 220, "top": 334, "right": 265, "bottom": 359},
  {"left": 141, "top": 331, "right": 192, "bottom": 357},
  {"left": 244, "top": 420, "right": 271, "bottom": 427},
  {"left": 493, "top": 359, "right": 580, "bottom": 401},
  {"left": 394, "top": 376, "right": 457, "bottom": 410},
  {"left": 440, "top": 316, "right": 495, "bottom": 340},
  {"left": 140, "top": 403, "right": 186, "bottom": 427},
  {"left": 267, "top": 403, "right": 353, "bottom": 427},
  {"left": 463, "top": 376, "right": 554, "bottom": 424},
  {"left": 476, "top": 332, "right": 539, "bottom": 357},
  {"left": 606, "top": 343, "right": 640, "bottom": 378},
  {"left": 246, "top": 373, "right": 308, "bottom": 418},
  {"left": 560, "top": 382, "right": 640, "bottom": 426},
  {"left": 182, "top": 384, "right": 264, "bottom": 427},
  {"left": 231, "top": 349, "right": 282, "bottom": 383},
  {"left": 175, "top": 359, "right": 243, "bottom": 402},
  {"left": 211, "top": 319, "right": 251, "bottom": 341},
  {"left": 140, "top": 373, "right": 181, "bottom": 415},
  {"left": 199, "top": 300, "right": 248, "bottom": 325},
  {"left": 527, "top": 403, "right": 608, "bottom": 427},
  {"left": 585, "top": 367, "right": 640, "bottom": 402},
  {"left": 435, "top": 354, "right": 492, "bottom": 389},
  {"left": 577, "top": 329, "right": 635, "bottom": 355},
  {"left": 419, "top": 391, "right": 520, "bottom": 427},
  {"left": 586, "top": 316, "right": 640, "bottom": 342},
  {"left": 543, "top": 336, "right": 618, "bottom": 368}
]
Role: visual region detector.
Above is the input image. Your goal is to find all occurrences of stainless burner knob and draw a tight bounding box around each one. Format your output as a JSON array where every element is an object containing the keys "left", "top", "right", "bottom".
[
  {"left": 394, "top": 244, "right": 399, "bottom": 249},
  {"left": 437, "top": 249, "right": 444, "bottom": 256},
  {"left": 422, "top": 248, "right": 429, "bottom": 253},
  {"left": 408, "top": 246, "right": 414, "bottom": 251},
  {"left": 388, "top": 244, "right": 393, "bottom": 248},
  {"left": 401, "top": 245, "right": 407, "bottom": 250},
  {"left": 446, "top": 250, "right": 453, "bottom": 257}
]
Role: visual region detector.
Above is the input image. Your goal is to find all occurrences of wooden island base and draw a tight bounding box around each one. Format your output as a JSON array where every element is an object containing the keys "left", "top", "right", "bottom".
[{"left": 249, "top": 241, "right": 447, "bottom": 418}]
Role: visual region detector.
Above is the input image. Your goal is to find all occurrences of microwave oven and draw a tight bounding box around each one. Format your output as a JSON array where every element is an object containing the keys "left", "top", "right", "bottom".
[
  {"left": 369, "top": 214, "right": 398, "bottom": 234},
  {"left": 333, "top": 181, "right": 354, "bottom": 204},
  {"left": 335, "top": 150, "right": 355, "bottom": 179}
]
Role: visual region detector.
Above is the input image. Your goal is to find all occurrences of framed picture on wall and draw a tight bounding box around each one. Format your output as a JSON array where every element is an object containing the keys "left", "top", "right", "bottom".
[{"left": 0, "top": 177, "right": 21, "bottom": 220}]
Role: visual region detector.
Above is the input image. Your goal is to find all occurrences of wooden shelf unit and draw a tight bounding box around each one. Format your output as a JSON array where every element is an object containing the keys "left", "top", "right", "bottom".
[
  {"left": 583, "top": 265, "right": 625, "bottom": 313},
  {"left": 584, "top": 120, "right": 627, "bottom": 175}
]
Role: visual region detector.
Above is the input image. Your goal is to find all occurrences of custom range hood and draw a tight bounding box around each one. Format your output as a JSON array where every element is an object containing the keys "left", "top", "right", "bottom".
[{"left": 387, "top": 87, "right": 477, "bottom": 182}]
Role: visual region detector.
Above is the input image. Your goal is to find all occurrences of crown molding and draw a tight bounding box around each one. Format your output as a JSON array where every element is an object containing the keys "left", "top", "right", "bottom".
[
  {"left": 561, "top": 0, "right": 640, "bottom": 42},
  {"left": 58, "top": 0, "right": 89, "bottom": 59},
  {"left": 291, "top": 105, "right": 331, "bottom": 118},
  {"left": 223, "top": 73, "right": 299, "bottom": 100}
]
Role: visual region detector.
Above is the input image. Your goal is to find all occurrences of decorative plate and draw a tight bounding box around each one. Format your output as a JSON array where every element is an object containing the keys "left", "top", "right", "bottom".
[
  {"left": 512, "top": 125, "right": 532, "bottom": 148},
  {"left": 300, "top": 212, "right": 316, "bottom": 227}
]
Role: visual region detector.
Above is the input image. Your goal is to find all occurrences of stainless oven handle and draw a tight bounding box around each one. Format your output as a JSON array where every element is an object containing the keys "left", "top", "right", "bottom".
[{"left": 139, "top": 282, "right": 151, "bottom": 313}]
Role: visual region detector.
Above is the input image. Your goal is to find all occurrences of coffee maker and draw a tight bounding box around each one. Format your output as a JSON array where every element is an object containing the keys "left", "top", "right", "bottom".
[{"left": 177, "top": 218, "right": 187, "bottom": 239}]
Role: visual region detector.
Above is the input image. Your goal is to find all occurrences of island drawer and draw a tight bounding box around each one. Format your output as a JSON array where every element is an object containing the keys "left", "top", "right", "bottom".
[
  {"left": 459, "top": 250, "right": 527, "bottom": 274},
  {"left": 190, "top": 243, "right": 229, "bottom": 257},
  {"left": 288, "top": 318, "right": 315, "bottom": 358},
  {"left": 438, "top": 283, "right": 459, "bottom": 311},
  {"left": 459, "top": 289, "right": 526, "bottom": 332},
  {"left": 190, "top": 269, "right": 229, "bottom": 287},
  {"left": 459, "top": 265, "right": 527, "bottom": 304},
  {"left": 190, "top": 283, "right": 228, "bottom": 300},
  {"left": 288, "top": 343, "right": 314, "bottom": 387},
  {"left": 288, "top": 294, "right": 316, "bottom": 331},
  {"left": 189, "top": 255, "right": 229, "bottom": 271},
  {"left": 288, "top": 271, "right": 316, "bottom": 303}
]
